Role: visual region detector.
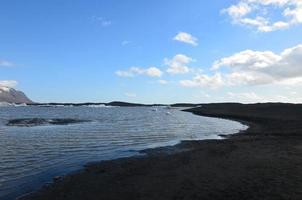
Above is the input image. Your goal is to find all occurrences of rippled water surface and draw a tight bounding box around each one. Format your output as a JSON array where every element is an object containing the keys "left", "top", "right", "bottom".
[{"left": 0, "top": 106, "right": 247, "bottom": 199}]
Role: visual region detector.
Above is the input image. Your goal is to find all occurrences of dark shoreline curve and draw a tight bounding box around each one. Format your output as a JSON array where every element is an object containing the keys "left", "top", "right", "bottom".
[{"left": 20, "top": 103, "right": 302, "bottom": 200}]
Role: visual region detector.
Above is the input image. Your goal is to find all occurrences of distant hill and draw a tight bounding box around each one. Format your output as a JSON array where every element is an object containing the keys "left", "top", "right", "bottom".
[
  {"left": 106, "top": 101, "right": 147, "bottom": 107},
  {"left": 0, "top": 86, "right": 33, "bottom": 104},
  {"left": 29, "top": 101, "right": 164, "bottom": 107},
  {"left": 170, "top": 103, "right": 203, "bottom": 107}
]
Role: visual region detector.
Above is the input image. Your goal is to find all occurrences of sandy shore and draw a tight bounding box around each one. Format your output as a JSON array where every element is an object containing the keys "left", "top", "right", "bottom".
[{"left": 21, "top": 103, "right": 302, "bottom": 200}]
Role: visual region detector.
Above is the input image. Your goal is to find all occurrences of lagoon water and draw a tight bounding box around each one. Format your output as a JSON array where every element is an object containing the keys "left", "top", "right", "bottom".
[{"left": 0, "top": 106, "right": 247, "bottom": 199}]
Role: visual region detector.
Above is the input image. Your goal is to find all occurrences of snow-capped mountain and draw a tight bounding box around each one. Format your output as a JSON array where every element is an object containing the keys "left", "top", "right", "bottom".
[{"left": 0, "top": 86, "right": 33, "bottom": 104}]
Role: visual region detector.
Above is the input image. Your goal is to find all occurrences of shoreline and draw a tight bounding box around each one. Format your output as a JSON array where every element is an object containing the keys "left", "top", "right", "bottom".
[
  {"left": 15, "top": 108, "right": 246, "bottom": 200},
  {"left": 21, "top": 103, "right": 302, "bottom": 200},
  {"left": 1, "top": 106, "right": 239, "bottom": 200}
]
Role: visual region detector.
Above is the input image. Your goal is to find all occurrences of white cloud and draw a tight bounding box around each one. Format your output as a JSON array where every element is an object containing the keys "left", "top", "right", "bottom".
[
  {"left": 213, "top": 44, "right": 302, "bottom": 85},
  {"left": 181, "top": 44, "right": 302, "bottom": 88},
  {"left": 279, "top": 77, "right": 302, "bottom": 85},
  {"left": 222, "top": 0, "right": 302, "bottom": 32},
  {"left": 125, "top": 92, "right": 137, "bottom": 98},
  {"left": 101, "top": 21, "right": 112, "bottom": 27},
  {"left": 165, "top": 54, "right": 194, "bottom": 74},
  {"left": 94, "top": 17, "right": 112, "bottom": 27},
  {"left": 116, "top": 70, "right": 133, "bottom": 77},
  {"left": 180, "top": 73, "right": 224, "bottom": 89},
  {"left": 158, "top": 80, "right": 169, "bottom": 85},
  {"left": 145, "top": 67, "right": 163, "bottom": 77},
  {"left": 116, "top": 66, "right": 163, "bottom": 77},
  {"left": 227, "top": 92, "right": 264, "bottom": 102},
  {"left": 212, "top": 50, "right": 281, "bottom": 70},
  {"left": 173, "top": 32, "right": 198, "bottom": 46},
  {"left": 290, "top": 91, "right": 298, "bottom": 95},
  {"left": 121, "top": 40, "right": 132, "bottom": 46},
  {"left": 226, "top": 91, "right": 302, "bottom": 103},
  {"left": 192, "top": 92, "right": 211, "bottom": 100},
  {"left": 224, "top": 2, "right": 252, "bottom": 18},
  {"left": 0, "top": 80, "right": 18, "bottom": 88},
  {"left": 0, "top": 60, "right": 14, "bottom": 67}
]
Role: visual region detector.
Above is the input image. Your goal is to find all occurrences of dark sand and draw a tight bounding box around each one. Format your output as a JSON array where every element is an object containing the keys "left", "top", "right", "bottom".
[{"left": 22, "top": 103, "right": 302, "bottom": 200}]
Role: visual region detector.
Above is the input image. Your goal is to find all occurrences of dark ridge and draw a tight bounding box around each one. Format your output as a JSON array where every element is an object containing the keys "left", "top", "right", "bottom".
[
  {"left": 105, "top": 101, "right": 146, "bottom": 107},
  {"left": 170, "top": 103, "right": 202, "bottom": 107},
  {"left": 27, "top": 102, "right": 107, "bottom": 107},
  {"left": 28, "top": 101, "right": 168, "bottom": 107}
]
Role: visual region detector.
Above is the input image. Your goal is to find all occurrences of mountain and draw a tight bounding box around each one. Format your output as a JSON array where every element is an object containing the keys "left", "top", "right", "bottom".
[{"left": 0, "top": 86, "right": 33, "bottom": 104}]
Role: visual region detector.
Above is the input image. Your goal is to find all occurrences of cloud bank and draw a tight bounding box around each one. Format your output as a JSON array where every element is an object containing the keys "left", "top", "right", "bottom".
[
  {"left": 222, "top": 0, "right": 302, "bottom": 32},
  {"left": 181, "top": 44, "right": 302, "bottom": 88}
]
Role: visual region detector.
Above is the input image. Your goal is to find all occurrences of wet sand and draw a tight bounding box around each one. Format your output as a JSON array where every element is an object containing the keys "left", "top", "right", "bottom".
[{"left": 22, "top": 103, "right": 302, "bottom": 200}]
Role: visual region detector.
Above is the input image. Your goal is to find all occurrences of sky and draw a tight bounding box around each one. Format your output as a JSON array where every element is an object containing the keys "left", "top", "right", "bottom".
[{"left": 0, "top": 0, "right": 302, "bottom": 104}]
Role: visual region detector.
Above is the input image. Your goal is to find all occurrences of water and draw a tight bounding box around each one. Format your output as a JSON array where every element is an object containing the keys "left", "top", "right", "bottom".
[{"left": 0, "top": 106, "right": 247, "bottom": 199}]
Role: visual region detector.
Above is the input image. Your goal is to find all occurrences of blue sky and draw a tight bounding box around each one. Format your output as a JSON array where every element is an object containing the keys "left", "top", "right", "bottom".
[{"left": 1, "top": 0, "right": 302, "bottom": 103}]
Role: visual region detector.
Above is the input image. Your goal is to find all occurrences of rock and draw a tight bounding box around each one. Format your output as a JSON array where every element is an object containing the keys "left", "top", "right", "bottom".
[
  {"left": 6, "top": 118, "right": 90, "bottom": 127},
  {"left": 53, "top": 176, "right": 62, "bottom": 182}
]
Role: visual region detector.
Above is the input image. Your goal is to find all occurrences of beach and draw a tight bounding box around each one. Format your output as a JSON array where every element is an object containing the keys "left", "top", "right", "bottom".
[{"left": 21, "top": 103, "right": 302, "bottom": 200}]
